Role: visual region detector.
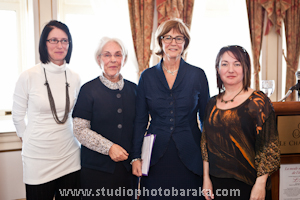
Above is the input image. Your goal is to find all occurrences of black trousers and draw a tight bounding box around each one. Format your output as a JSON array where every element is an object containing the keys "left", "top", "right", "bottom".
[
  {"left": 81, "top": 164, "right": 134, "bottom": 200},
  {"left": 139, "top": 139, "right": 204, "bottom": 200},
  {"left": 210, "top": 175, "right": 272, "bottom": 200},
  {"left": 26, "top": 170, "right": 81, "bottom": 200}
]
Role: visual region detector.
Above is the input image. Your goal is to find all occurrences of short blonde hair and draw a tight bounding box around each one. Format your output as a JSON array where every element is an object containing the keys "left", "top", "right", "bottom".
[
  {"left": 154, "top": 18, "right": 190, "bottom": 57},
  {"left": 95, "top": 37, "right": 128, "bottom": 66}
]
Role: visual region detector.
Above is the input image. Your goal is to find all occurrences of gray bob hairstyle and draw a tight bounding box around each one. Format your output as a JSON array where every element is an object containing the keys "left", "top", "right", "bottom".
[{"left": 95, "top": 37, "right": 128, "bottom": 66}]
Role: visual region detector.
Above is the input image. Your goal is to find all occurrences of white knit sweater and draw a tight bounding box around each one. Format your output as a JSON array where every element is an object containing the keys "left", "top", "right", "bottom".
[{"left": 12, "top": 62, "right": 81, "bottom": 184}]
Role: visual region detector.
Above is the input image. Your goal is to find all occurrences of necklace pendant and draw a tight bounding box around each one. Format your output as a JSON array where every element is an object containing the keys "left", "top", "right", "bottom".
[
  {"left": 221, "top": 88, "right": 243, "bottom": 104},
  {"left": 163, "top": 66, "right": 178, "bottom": 76},
  {"left": 167, "top": 69, "right": 174, "bottom": 75}
]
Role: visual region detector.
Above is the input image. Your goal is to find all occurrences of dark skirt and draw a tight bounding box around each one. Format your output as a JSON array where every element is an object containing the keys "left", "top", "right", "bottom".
[
  {"left": 138, "top": 138, "right": 204, "bottom": 200},
  {"left": 210, "top": 175, "right": 272, "bottom": 200},
  {"left": 81, "top": 163, "right": 134, "bottom": 200}
]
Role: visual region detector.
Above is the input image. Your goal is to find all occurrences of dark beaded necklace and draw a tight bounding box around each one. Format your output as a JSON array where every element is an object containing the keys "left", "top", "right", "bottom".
[
  {"left": 221, "top": 88, "right": 243, "bottom": 104},
  {"left": 43, "top": 68, "right": 70, "bottom": 124}
]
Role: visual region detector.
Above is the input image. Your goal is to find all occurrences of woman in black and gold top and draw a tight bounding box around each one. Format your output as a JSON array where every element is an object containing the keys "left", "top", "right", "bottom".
[{"left": 201, "top": 45, "right": 280, "bottom": 200}]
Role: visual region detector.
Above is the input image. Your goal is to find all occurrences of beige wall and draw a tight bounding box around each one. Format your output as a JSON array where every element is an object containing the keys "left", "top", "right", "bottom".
[{"left": 0, "top": 149, "right": 25, "bottom": 200}]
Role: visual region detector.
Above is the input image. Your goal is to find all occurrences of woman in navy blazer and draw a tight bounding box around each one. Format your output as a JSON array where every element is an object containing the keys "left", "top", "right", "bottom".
[{"left": 131, "top": 19, "right": 210, "bottom": 199}]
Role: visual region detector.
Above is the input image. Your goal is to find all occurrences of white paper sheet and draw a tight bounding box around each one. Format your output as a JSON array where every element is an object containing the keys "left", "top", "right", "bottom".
[
  {"left": 141, "top": 134, "right": 156, "bottom": 176},
  {"left": 280, "top": 164, "right": 300, "bottom": 200}
]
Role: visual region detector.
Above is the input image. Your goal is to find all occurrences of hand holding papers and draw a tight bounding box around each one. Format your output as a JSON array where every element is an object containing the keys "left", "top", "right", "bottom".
[{"left": 141, "top": 134, "right": 156, "bottom": 176}]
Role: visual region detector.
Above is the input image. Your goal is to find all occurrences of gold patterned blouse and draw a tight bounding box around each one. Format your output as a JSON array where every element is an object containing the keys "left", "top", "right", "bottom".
[{"left": 201, "top": 91, "right": 280, "bottom": 188}]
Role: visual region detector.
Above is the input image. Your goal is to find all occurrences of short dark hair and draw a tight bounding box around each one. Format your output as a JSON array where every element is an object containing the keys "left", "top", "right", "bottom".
[
  {"left": 155, "top": 18, "right": 190, "bottom": 57},
  {"left": 39, "top": 20, "right": 73, "bottom": 64},
  {"left": 215, "top": 45, "right": 251, "bottom": 94}
]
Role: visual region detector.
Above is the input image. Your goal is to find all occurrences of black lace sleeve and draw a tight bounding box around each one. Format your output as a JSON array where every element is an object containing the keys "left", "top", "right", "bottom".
[{"left": 253, "top": 93, "right": 280, "bottom": 177}]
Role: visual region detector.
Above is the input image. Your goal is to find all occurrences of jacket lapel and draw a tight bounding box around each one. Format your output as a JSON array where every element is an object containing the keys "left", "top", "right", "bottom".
[
  {"left": 155, "top": 60, "right": 171, "bottom": 90},
  {"left": 172, "top": 58, "right": 187, "bottom": 90}
]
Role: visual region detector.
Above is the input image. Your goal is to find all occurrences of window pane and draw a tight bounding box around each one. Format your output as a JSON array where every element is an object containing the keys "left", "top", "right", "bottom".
[
  {"left": 187, "top": 0, "right": 252, "bottom": 96},
  {"left": 60, "top": 0, "right": 139, "bottom": 85},
  {"left": 65, "top": 14, "right": 100, "bottom": 84},
  {"left": 0, "top": 10, "right": 18, "bottom": 110}
]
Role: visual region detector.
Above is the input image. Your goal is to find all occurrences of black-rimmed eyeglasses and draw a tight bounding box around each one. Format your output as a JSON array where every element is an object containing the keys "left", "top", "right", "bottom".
[
  {"left": 161, "top": 35, "right": 185, "bottom": 44},
  {"left": 47, "top": 38, "right": 70, "bottom": 45}
]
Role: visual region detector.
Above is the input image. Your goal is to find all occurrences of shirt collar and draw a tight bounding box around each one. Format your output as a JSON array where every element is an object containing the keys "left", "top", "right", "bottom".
[
  {"left": 99, "top": 72, "right": 124, "bottom": 90},
  {"left": 41, "top": 61, "right": 67, "bottom": 74}
]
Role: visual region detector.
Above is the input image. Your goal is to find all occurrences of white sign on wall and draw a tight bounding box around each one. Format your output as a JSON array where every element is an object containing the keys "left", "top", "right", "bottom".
[{"left": 280, "top": 164, "right": 300, "bottom": 200}]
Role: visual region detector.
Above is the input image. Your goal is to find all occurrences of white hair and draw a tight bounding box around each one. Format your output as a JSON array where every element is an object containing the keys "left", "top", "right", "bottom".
[{"left": 94, "top": 37, "right": 128, "bottom": 66}]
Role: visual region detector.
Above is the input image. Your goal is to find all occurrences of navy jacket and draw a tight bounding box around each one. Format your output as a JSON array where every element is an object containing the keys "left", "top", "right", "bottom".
[
  {"left": 131, "top": 58, "right": 210, "bottom": 176},
  {"left": 72, "top": 77, "right": 137, "bottom": 173}
]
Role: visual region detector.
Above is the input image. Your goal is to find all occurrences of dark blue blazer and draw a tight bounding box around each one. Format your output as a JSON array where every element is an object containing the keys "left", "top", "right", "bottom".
[{"left": 131, "top": 58, "right": 210, "bottom": 176}]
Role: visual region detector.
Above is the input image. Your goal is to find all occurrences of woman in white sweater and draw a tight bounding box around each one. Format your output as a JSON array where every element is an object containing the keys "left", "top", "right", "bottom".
[{"left": 12, "top": 20, "right": 81, "bottom": 200}]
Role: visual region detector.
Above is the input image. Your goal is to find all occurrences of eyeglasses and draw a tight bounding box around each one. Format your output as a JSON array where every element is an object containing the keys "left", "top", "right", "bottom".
[
  {"left": 100, "top": 53, "right": 123, "bottom": 60},
  {"left": 47, "top": 38, "right": 70, "bottom": 45},
  {"left": 161, "top": 35, "right": 185, "bottom": 44}
]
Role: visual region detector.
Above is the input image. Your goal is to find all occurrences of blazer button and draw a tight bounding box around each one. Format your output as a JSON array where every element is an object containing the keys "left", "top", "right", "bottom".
[
  {"left": 118, "top": 124, "right": 122, "bottom": 129},
  {"left": 117, "top": 108, "right": 122, "bottom": 113},
  {"left": 116, "top": 93, "right": 121, "bottom": 98},
  {"left": 170, "top": 126, "right": 174, "bottom": 131},
  {"left": 170, "top": 110, "right": 173, "bottom": 114},
  {"left": 170, "top": 118, "right": 174, "bottom": 122}
]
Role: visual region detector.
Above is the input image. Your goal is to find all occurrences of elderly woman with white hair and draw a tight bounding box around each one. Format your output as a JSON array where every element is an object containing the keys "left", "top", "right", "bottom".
[{"left": 72, "top": 37, "right": 137, "bottom": 200}]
